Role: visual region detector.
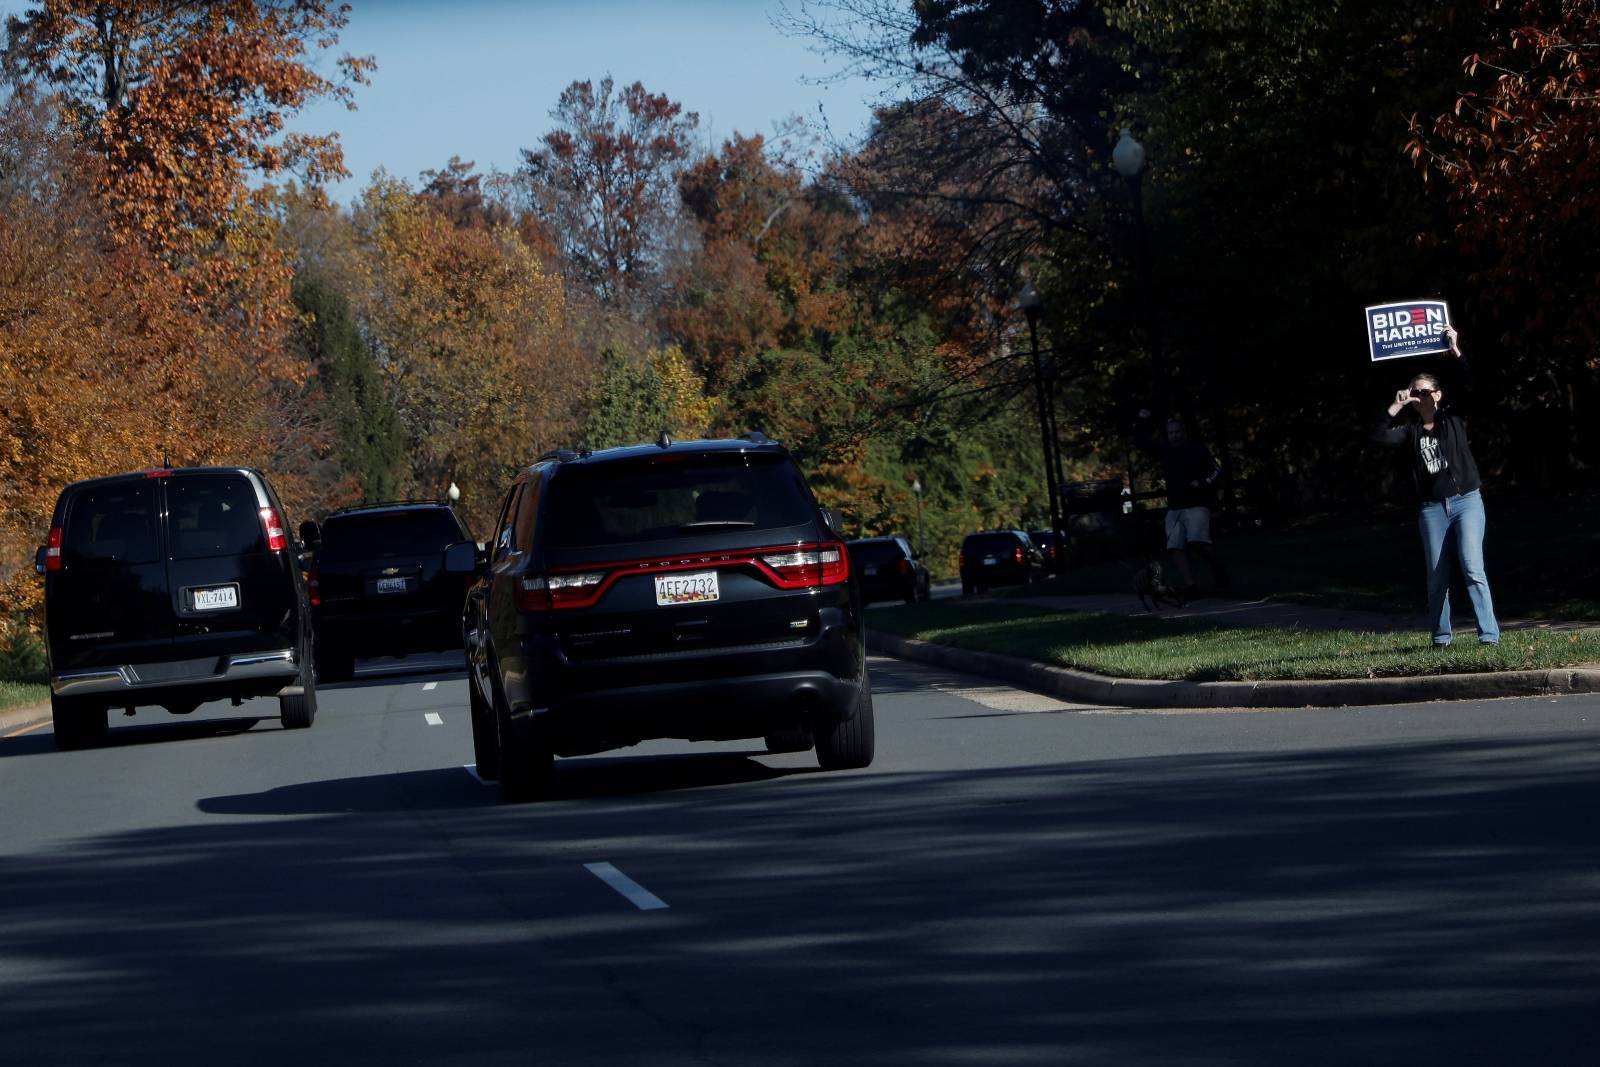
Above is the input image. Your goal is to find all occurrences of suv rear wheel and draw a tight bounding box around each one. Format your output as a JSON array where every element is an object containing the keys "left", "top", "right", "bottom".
[
  {"left": 468, "top": 670, "right": 500, "bottom": 781},
  {"left": 493, "top": 671, "right": 552, "bottom": 802},
  {"left": 815, "top": 671, "right": 875, "bottom": 771},
  {"left": 52, "top": 694, "right": 109, "bottom": 751}
]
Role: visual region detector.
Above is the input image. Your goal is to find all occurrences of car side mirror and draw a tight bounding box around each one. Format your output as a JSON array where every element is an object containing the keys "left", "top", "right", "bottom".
[
  {"left": 443, "top": 541, "right": 478, "bottom": 574},
  {"left": 34, "top": 545, "right": 48, "bottom": 575},
  {"left": 298, "top": 519, "right": 320, "bottom": 548},
  {"left": 821, "top": 507, "right": 845, "bottom": 539}
]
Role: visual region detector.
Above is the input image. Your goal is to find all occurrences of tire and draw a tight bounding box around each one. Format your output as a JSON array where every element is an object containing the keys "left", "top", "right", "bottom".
[
  {"left": 493, "top": 672, "right": 552, "bottom": 802},
  {"left": 961, "top": 579, "right": 974, "bottom": 598},
  {"left": 468, "top": 667, "right": 500, "bottom": 781},
  {"left": 764, "top": 725, "right": 813, "bottom": 753},
  {"left": 279, "top": 652, "right": 317, "bottom": 729},
  {"left": 52, "top": 693, "right": 108, "bottom": 751},
  {"left": 816, "top": 670, "right": 875, "bottom": 771}
]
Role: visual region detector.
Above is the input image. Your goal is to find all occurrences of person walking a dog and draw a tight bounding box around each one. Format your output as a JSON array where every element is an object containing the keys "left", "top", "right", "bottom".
[
  {"left": 1135, "top": 409, "right": 1229, "bottom": 594},
  {"left": 1369, "top": 325, "right": 1499, "bottom": 646}
]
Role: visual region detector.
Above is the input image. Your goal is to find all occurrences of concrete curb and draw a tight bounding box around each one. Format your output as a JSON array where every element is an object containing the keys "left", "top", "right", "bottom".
[
  {"left": 0, "top": 700, "right": 50, "bottom": 734},
  {"left": 866, "top": 630, "right": 1600, "bottom": 709}
]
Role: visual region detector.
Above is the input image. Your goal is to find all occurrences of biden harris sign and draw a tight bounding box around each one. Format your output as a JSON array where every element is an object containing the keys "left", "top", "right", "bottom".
[{"left": 1365, "top": 299, "right": 1453, "bottom": 362}]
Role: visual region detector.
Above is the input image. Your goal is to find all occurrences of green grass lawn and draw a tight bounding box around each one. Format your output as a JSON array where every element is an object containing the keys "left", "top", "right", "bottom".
[
  {"left": 0, "top": 679, "right": 49, "bottom": 714},
  {"left": 871, "top": 601, "right": 1600, "bottom": 682},
  {"left": 1022, "top": 486, "right": 1600, "bottom": 621}
]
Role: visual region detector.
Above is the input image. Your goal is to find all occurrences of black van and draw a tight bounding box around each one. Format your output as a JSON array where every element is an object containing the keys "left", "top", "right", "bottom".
[{"left": 36, "top": 467, "right": 317, "bottom": 749}]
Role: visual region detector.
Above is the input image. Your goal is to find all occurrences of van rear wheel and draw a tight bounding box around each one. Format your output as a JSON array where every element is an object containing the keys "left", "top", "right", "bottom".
[
  {"left": 52, "top": 694, "right": 108, "bottom": 751},
  {"left": 279, "top": 654, "right": 317, "bottom": 729}
]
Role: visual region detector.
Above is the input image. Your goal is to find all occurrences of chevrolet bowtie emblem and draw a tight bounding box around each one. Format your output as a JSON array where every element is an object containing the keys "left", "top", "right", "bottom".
[{"left": 382, "top": 567, "right": 400, "bottom": 576}]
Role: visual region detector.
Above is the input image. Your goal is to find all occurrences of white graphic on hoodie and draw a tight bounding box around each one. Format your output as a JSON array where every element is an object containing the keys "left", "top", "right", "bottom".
[{"left": 1419, "top": 432, "right": 1448, "bottom": 475}]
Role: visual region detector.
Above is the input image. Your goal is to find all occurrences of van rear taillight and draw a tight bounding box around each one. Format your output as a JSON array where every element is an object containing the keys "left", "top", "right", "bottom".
[
  {"left": 307, "top": 562, "right": 321, "bottom": 607},
  {"left": 759, "top": 545, "right": 849, "bottom": 588},
  {"left": 259, "top": 507, "right": 288, "bottom": 552},
  {"left": 45, "top": 527, "right": 63, "bottom": 571}
]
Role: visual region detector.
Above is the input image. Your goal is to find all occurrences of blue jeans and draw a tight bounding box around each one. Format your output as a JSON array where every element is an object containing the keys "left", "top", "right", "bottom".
[{"left": 1418, "top": 489, "right": 1499, "bottom": 645}]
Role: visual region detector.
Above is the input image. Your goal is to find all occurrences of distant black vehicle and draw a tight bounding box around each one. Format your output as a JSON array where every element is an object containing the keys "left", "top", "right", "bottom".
[
  {"left": 302, "top": 501, "right": 481, "bottom": 682},
  {"left": 35, "top": 467, "right": 316, "bottom": 749},
  {"left": 463, "top": 434, "right": 873, "bottom": 800},
  {"left": 958, "top": 529, "right": 1044, "bottom": 596},
  {"left": 847, "top": 536, "right": 930, "bottom": 605}
]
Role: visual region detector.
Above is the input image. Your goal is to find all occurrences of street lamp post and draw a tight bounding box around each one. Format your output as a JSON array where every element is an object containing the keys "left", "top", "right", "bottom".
[
  {"left": 1113, "top": 128, "right": 1165, "bottom": 407},
  {"left": 1016, "top": 282, "right": 1066, "bottom": 573},
  {"left": 911, "top": 478, "right": 924, "bottom": 558}
]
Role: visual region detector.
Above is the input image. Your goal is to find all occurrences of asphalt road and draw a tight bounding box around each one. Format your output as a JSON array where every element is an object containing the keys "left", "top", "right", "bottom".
[{"left": 2, "top": 654, "right": 1597, "bottom": 1065}]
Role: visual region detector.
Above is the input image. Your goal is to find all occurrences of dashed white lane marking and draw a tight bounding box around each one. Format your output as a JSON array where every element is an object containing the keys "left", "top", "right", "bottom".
[
  {"left": 584, "top": 862, "right": 669, "bottom": 911},
  {"left": 423, "top": 682, "right": 438, "bottom": 691},
  {"left": 424, "top": 712, "right": 443, "bottom": 726},
  {"left": 463, "top": 764, "right": 489, "bottom": 784}
]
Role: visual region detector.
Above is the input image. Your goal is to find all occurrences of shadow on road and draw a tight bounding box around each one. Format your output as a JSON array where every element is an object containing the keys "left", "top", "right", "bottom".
[
  {"left": 4, "top": 733, "right": 1598, "bottom": 1063},
  {"left": 0, "top": 715, "right": 270, "bottom": 759}
]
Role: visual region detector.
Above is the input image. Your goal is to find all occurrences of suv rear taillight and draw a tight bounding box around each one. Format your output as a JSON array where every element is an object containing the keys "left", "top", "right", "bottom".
[
  {"left": 958, "top": 552, "right": 967, "bottom": 570},
  {"left": 259, "top": 507, "right": 288, "bottom": 552},
  {"left": 898, "top": 558, "right": 910, "bottom": 576},
  {"left": 45, "top": 526, "right": 62, "bottom": 571},
  {"left": 307, "top": 562, "right": 321, "bottom": 607},
  {"left": 759, "top": 545, "right": 849, "bottom": 588},
  {"left": 1014, "top": 546, "right": 1024, "bottom": 565},
  {"left": 516, "top": 572, "right": 605, "bottom": 612}
]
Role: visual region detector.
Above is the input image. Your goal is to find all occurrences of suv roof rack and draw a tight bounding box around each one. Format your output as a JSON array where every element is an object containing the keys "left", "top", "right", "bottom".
[
  {"left": 536, "top": 448, "right": 585, "bottom": 464},
  {"left": 742, "top": 429, "right": 772, "bottom": 444}
]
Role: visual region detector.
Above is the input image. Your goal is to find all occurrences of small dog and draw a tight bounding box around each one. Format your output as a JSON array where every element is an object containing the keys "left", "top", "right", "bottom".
[{"left": 1132, "top": 560, "right": 1186, "bottom": 612}]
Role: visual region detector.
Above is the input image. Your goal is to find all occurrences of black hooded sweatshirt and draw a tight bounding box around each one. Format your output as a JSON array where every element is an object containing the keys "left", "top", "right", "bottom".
[{"left": 1369, "top": 361, "right": 1481, "bottom": 502}]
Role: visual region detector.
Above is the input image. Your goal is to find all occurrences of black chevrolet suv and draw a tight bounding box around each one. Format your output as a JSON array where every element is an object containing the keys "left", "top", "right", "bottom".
[
  {"left": 303, "top": 501, "right": 479, "bottom": 682},
  {"left": 35, "top": 467, "right": 316, "bottom": 749},
  {"left": 463, "top": 435, "right": 873, "bottom": 800}
]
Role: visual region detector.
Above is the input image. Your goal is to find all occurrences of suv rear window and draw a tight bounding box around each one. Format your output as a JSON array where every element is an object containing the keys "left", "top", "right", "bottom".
[
  {"left": 963, "top": 533, "right": 1025, "bottom": 556},
  {"left": 848, "top": 541, "right": 905, "bottom": 566},
  {"left": 63, "top": 482, "right": 159, "bottom": 564},
  {"left": 545, "top": 453, "right": 813, "bottom": 548},
  {"left": 318, "top": 510, "right": 464, "bottom": 562},
  {"left": 167, "top": 476, "right": 265, "bottom": 560}
]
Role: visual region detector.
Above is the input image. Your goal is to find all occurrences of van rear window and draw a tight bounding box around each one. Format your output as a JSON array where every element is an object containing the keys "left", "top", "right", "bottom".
[
  {"left": 63, "top": 482, "right": 159, "bottom": 564},
  {"left": 318, "top": 510, "right": 464, "bottom": 562},
  {"left": 544, "top": 453, "right": 813, "bottom": 548},
  {"left": 167, "top": 476, "right": 265, "bottom": 559}
]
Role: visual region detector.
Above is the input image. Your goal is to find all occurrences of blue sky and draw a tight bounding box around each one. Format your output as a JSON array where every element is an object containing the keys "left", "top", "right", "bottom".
[
  {"left": 1, "top": 0, "right": 892, "bottom": 202},
  {"left": 289, "top": 0, "right": 891, "bottom": 202}
]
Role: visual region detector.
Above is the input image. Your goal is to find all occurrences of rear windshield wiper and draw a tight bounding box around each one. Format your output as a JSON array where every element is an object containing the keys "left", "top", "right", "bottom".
[{"left": 677, "top": 521, "right": 756, "bottom": 531}]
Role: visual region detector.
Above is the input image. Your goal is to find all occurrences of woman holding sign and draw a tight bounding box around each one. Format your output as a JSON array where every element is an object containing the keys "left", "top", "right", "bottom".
[{"left": 1370, "top": 326, "right": 1499, "bottom": 645}]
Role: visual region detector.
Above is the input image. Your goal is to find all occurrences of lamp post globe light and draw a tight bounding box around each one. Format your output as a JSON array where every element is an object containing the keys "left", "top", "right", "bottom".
[
  {"left": 1112, "top": 127, "right": 1146, "bottom": 179},
  {"left": 1014, "top": 282, "right": 1066, "bottom": 573}
]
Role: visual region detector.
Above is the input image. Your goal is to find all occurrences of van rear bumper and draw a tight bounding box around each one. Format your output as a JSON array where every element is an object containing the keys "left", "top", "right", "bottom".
[{"left": 52, "top": 649, "right": 301, "bottom": 698}]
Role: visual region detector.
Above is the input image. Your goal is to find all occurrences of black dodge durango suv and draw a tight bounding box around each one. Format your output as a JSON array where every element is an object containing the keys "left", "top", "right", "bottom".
[
  {"left": 464, "top": 435, "right": 873, "bottom": 799},
  {"left": 36, "top": 467, "right": 316, "bottom": 748}
]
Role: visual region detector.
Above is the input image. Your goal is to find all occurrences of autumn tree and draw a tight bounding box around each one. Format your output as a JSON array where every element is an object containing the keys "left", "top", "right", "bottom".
[
  {"left": 1411, "top": 0, "right": 1600, "bottom": 475},
  {"left": 580, "top": 345, "right": 719, "bottom": 450},
  {"left": 418, "top": 156, "right": 512, "bottom": 231},
  {"left": 518, "top": 76, "right": 699, "bottom": 309},
  {"left": 354, "top": 176, "right": 581, "bottom": 533},
  {"left": 3, "top": 0, "right": 373, "bottom": 257}
]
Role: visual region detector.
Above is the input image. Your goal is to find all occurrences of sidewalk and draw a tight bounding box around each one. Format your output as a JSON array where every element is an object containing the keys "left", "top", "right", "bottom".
[{"left": 873, "top": 585, "right": 1600, "bottom": 709}]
